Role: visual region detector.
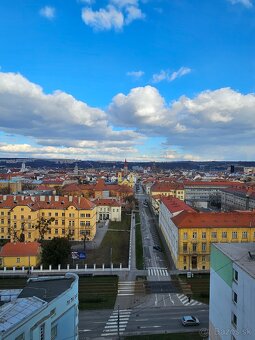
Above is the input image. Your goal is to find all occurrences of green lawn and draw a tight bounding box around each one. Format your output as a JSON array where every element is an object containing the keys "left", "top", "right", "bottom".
[
  {"left": 79, "top": 275, "right": 118, "bottom": 310},
  {"left": 125, "top": 332, "right": 203, "bottom": 340},
  {"left": 74, "top": 213, "right": 131, "bottom": 267},
  {"left": 135, "top": 214, "right": 144, "bottom": 270}
]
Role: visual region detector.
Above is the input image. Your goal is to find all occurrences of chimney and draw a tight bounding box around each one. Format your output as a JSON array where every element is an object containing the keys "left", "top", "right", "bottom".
[
  {"left": 78, "top": 197, "right": 81, "bottom": 204},
  {"left": 69, "top": 196, "right": 73, "bottom": 202},
  {"left": 3, "top": 195, "right": 6, "bottom": 201},
  {"left": 40, "top": 196, "right": 45, "bottom": 202}
]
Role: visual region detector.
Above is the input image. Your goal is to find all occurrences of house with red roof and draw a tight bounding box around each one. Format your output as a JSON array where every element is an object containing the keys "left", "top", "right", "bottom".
[
  {"left": 93, "top": 198, "right": 122, "bottom": 222},
  {"left": 0, "top": 241, "right": 41, "bottom": 268}
]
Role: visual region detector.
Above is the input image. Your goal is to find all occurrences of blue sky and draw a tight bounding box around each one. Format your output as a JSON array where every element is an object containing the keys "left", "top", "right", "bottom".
[{"left": 0, "top": 0, "right": 254, "bottom": 161}]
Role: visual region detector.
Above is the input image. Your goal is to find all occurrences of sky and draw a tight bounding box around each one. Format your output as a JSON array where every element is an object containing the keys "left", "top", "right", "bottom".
[{"left": 0, "top": 0, "right": 255, "bottom": 162}]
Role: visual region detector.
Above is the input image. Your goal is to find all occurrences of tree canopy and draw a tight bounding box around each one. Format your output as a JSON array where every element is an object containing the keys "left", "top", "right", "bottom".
[{"left": 41, "top": 237, "right": 71, "bottom": 268}]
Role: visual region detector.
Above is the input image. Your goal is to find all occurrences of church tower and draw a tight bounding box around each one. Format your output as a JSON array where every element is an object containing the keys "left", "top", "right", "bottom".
[{"left": 124, "top": 159, "right": 128, "bottom": 176}]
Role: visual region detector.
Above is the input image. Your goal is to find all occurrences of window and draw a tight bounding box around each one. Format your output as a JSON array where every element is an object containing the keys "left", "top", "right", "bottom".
[
  {"left": 233, "top": 269, "right": 238, "bottom": 282},
  {"left": 202, "top": 232, "right": 206, "bottom": 239},
  {"left": 183, "top": 256, "right": 187, "bottom": 264},
  {"left": 15, "top": 334, "right": 25, "bottom": 340},
  {"left": 28, "top": 232, "right": 31, "bottom": 238},
  {"left": 183, "top": 265, "right": 187, "bottom": 270},
  {"left": 1, "top": 227, "right": 4, "bottom": 233},
  {"left": 21, "top": 208, "right": 24, "bottom": 211},
  {"left": 21, "top": 215, "right": 24, "bottom": 220},
  {"left": 62, "top": 220, "right": 65, "bottom": 226},
  {"left": 86, "top": 213, "right": 90, "bottom": 218},
  {"left": 42, "top": 212, "right": 45, "bottom": 216},
  {"left": 202, "top": 255, "right": 206, "bottom": 262},
  {"left": 211, "top": 232, "right": 217, "bottom": 239},
  {"left": 62, "top": 229, "right": 65, "bottom": 235},
  {"left": 192, "top": 243, "right": 197, "bottom": 252},
  {"left": 192, "top": 232, "right": 197, "bottom": 239},
  {"left": 62, "top": 212, "right": 65, "bottom": 217},
  {"left": 86, "top": 221, "right": 90, "bottom": 226},
  {"left": 48, "top": 229, "right": 51, "bottom": 234},
  {"left": 1, "top": 219, "right": 3, "bottom": 224},
  {"left": 14, "top": 215, "right": 16, "bottom": 219},
  {"left": 222, "top": 231, "right": 227, "bottom": 238},
  {"left": 202, "top": 243, "right": 206, "bottom": 252},
  {"left": 183, "top": 232, "right": 188, "bottom": 239},
  {"left": 233, "top": 291, "right": 237, "bottom": 304},
  {"left": 232, "top": 313, "right": 237, "bottom": 327},
  {"left": 116, "top": 209, "right": 119, "bottom": 212},
  {"left": 242, "top": 231, "right": 248, "bottom": 239},
  {"left": 51, "top": 325, "right": 57, "bottom": 340},
  {"left": 0, "top": 212, "right": 3, "bottom": 216},
  {"left": 55, "top": 220, "right": 58, "bottom": 225},
  {"left": 55, "top": 229, "right": 58, "bottom": 235},
  {"left": 183, "top": 243, "right": 188, "bottom": 252},
  {"left": 17, "top": 258, "right": 20, "bottom": 263},
  {"left": 80, "top": 213, "right": 85, "bottom": 218},
  {"left": 40, "top": 324, "right": 45, "bottom": 340},
  {"left": 48, "top": 212, "right": 51, "bottom": 217},
  {"left": 28, "top": 215, "right": 31, "bottom": 220},
  {"left": 80, "top": 221, "right": 85, "bottom": 227},
  {"left": 55, "top": 212, "right": 58, "bottom": 217},
  {"left": 232, "top": 231, "right": 238, "bottom": 239}
]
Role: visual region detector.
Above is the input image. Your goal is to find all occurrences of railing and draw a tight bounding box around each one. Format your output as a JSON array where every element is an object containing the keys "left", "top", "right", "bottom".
[{"left": 0, "top": 263, "right": 129, "bottom": 274}]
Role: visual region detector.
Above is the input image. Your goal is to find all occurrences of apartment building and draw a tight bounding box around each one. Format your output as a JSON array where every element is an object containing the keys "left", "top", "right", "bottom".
[
  {"left": 209, "top": 243, "right": 255, "bottom": 340},
  {"left": 221, "top": 187, "right": 255, "bottom": 211},
  {"left": 184, "top": 181, "right": 239, "bottom": 208},
  {"left": 159, "top": 205, "right": 255, "bottom": 271},
  {"left": 150, "top": 182, "right": 185, "bottom": 201},
  {"left": 93, "top": 198, "right": 122, "bottom": 221},
  {"left": 0, "top": 273, "right": 79, "bottom": 340},
  {"left": 0, "top": 195, "right": 96, "bottom": 242}
]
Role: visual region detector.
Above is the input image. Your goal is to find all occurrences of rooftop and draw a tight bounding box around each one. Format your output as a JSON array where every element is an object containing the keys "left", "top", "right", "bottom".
[
  {"left": 0, "top": 242, "right": 41, "bottom": 257},
  {"left": 18, "top": 276, "right": 75, "bottom": 302},
  {"left": 214, "top": 243, "right": 255, "bottom": 280}
]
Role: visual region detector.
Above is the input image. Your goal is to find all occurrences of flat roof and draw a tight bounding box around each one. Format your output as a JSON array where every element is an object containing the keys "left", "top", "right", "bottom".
[
  {"left": 18, "top": 276, "right": 74, "bottom": 302},
  {"left": 214, "top": 243, "right": 255, "bottom": 279},
  {"left": 0, "top": 297, "right": 45, "bottom": 333}
]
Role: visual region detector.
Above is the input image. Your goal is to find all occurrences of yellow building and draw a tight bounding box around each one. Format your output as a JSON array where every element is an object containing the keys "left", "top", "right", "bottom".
[
  {"left": 150, "top": 182, "right": 185, "bottom": 201},
  {"left": 0, "top": 241, "right": 41, "bottom": 268},
  {"left": 117, "top": 171, "right": 135, "bottom": 188},
  {"left": 159, "top": 198, "right": 255, "bottom": 271},
  {"left": 0, "top": 195, "right": 96, "bottom": 242}
]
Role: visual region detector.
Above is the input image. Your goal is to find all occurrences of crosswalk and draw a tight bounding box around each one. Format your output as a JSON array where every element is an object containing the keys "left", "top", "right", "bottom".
[
  {"left": 118, "top": 281, "right": 135, "bottom": 296},
  {"left": 101, "top": 309, "right": 131, "bottom": 337},
  {"left": 176, "top": 293, "right": 202, "bottom": 306},
  {"left": 147, "top": 267, "right": 169, "bottom": 277}
]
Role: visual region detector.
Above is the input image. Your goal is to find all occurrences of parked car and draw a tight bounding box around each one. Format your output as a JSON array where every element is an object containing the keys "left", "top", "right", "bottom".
[
  {"left": 153, "top": 245, "right": 162, "bottom": 252},
  {"left": 181, "top": 316, "right": 200, "bottom": 326}
]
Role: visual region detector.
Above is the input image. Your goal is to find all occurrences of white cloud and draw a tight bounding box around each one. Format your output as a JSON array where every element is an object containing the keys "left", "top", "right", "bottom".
[
  {"left": 82, "top": 5, "right": 124, "bottom": 31},
  {"left": 152, "top": 67, "right": 191, "bottom": 83},
  {"left": 126, "top": 70, "right": 144, "bottom": 78},
  {"left": 108, "top": 85, "right": 255, "bottom": 159},
  {"left": 228, "top": 0, "right": 253, "bottom": 8},
  {"left": 81, "top": 0, "right": 145, "bottom": 31},
  {"left": 0, "top": 72, "right": 141, "bottom": 150},
  {"left": 39, "top": 6, "right": 56, "bottom": 20}
]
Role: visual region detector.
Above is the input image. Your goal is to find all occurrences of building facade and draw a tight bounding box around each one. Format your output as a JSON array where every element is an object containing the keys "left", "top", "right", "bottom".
[
  {"left": 221, "top": 187, "right": 255, "bottom": 211},
  {"left": 93, "top": 198, "right": 122, "bottom": 221},
  {"left": 0, "top": 273, "right": 79, "bottom": 340},
  {"left": 159, "top": 206, "right": 255, "bottom": 271},
  {"left": 209, "top": 243, "right": 255, "bottom": 340},
  {"left": 0, "top": 195, "right": 96, "bottom": 242}
]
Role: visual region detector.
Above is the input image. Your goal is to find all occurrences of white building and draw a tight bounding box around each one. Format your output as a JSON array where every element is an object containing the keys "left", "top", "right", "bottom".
[
  {"left": 0, "top": 273, "right": 79, "bottom": 340},
  {"left": 209, "top": 243, "right": 255, "bottom": 340},
  {"left": 159, "top": 197, "right": 195, "bottom": 268},
  {"left": 94, "top": 198, "right": 122, "bottom": 221}
]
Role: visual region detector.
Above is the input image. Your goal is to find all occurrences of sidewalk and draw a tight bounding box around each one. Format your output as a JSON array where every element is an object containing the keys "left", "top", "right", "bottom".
[{"left": 71, "top": 220, "right": 109, "bottom": 251}]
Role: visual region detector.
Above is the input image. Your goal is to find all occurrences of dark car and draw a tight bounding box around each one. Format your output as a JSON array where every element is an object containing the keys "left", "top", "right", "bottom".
[
  {"left": 153, "top": 245, "right": 162, "bottom": 252},
  {"left": 181, "top": 316, "right": 200, "bottom": 326}
]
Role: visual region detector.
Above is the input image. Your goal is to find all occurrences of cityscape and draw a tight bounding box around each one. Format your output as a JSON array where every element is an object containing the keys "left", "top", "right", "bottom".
[{"left": 0, "top": 0, "right": 255, "bottom": 340}]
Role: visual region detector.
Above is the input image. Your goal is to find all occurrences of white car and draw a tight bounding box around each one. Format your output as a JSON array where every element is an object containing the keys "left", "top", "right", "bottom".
[{"left": 181, "top": 315, "right": 200, "bottom": 326}]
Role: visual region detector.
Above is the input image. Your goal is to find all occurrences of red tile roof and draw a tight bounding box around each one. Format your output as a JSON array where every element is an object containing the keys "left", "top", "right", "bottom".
[
  {"left": 172, "top": 211, "right": 255, "bottom": 228},
  {"left": 0, "top": 195, "right": 95, "bottom": 210},
  {"left": 151, "top": 182, "right": 184, "bottom": 192},
  {"left": 183, "top": 181, "right": 241, "bottom": 187},
  {"left": 161, "top": 197, "right": 195, "bottom": 214},
  {"left": 93, "top": 198, "right": 121, "bottom": 207},
  {"left": 0, "top": 242, "right": 41, "bottom": 257}
]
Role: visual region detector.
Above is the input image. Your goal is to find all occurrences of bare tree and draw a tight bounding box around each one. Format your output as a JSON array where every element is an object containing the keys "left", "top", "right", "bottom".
[{"left": 33, "top": 217, "right": 55, "bottom": 241}]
